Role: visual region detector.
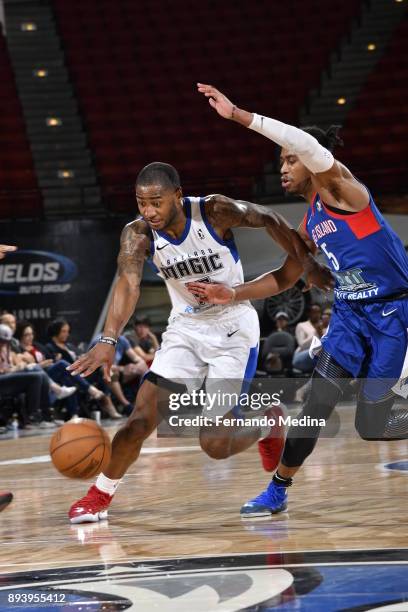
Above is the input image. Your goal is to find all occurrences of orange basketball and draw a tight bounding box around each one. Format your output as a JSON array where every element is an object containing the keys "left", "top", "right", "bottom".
[{"left": 49, "top": 418, "right": 111, "bottom": 479}]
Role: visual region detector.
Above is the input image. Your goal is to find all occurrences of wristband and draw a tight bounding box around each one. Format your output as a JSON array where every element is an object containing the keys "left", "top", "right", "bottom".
[
  {"left": 230, "top": 288, "right": 237, "bottom": 303},
  {"left": 98, "top": 336, "right": 117, "bottom": 347}
]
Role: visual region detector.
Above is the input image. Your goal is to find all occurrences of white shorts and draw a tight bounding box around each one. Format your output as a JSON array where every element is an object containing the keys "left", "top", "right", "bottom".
[{"left": 150, "top": 305, "right": 260, "bottom": 419}]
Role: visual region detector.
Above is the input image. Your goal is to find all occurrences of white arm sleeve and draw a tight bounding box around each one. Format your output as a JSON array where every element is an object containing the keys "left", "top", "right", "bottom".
[{"left": 249, "top": 113, "right": 334, "bottom": 174}]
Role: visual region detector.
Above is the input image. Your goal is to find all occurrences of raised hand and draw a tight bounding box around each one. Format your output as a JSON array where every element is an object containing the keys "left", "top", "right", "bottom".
[
  {"left": 66, "top": 343, "right": 116, "bottom": 382},
  {"left": 0, "top": 245, "right": 17, "bottom": 259},
  {"left": 197, "top": 83, "right": 235, "bottom": 119},
  {"left": 186, "top": 281, "right": 235, "bottom": 304}
]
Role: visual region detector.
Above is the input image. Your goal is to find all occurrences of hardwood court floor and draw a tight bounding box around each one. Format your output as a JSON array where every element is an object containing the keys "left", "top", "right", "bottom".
[{"left": 0, "top": 404, "right": 407, "bottom": 577}]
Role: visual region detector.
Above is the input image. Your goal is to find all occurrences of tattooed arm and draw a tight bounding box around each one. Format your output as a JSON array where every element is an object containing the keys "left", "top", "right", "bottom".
[
  {"left": 188, "top": 221, "right": 318, "bottom": 303},
  {"left": 103, "top": 221, "right": 151, "bottom": 340},
  {"left": 205, "top": 194, "right": 333, "bottom": 291},
  {"left": 67, "top": 220, "right": 151, "bottom": 380}
]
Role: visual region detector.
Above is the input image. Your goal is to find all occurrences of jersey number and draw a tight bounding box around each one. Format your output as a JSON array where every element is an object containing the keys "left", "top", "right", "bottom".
[{"left": 320, "top": 242, "right": 340, "bottom": 271}]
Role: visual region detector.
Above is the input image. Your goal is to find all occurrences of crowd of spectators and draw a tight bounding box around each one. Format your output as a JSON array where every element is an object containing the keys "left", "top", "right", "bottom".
[
  {"left": 0, "top": 312, "right": 159, "bottom": 434},
  {"left": 0, "top": 301, "right": 332, "bottom": 433},
  {"left": 260, "top": 304, "right": 332, "bottom": 377}
]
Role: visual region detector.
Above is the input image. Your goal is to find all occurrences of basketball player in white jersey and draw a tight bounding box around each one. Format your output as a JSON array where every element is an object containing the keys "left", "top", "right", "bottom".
[{"left": 67, "top": 163, "right": 332, "bottom": 523}]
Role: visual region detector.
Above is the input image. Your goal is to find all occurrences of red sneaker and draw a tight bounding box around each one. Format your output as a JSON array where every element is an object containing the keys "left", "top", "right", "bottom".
[
  {"left": 258, "top": 405, "right": 286, "bottom": 472},
  {"left": 0, "top": 491, "right": 13, "bottom": 513},
  {"left": 69, "top": 485, "right": 113, "bottom": 524}
]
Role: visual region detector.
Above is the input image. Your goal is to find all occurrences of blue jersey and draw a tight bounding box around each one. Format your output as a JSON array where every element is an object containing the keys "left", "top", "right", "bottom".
[{"left": 304, "top": 191, "right": 408, "bottom": 302}]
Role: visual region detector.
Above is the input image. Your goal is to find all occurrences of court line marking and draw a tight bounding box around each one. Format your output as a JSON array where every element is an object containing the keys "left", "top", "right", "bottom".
[
  {"left": 0, "top": 445, "right": 202, "bottom": 467},
  {"left": 1, "top": 560, "right": 408, "bottom": 588},
  {"left": 1, "top": 548, "right": 407, "bottom": 571},
  {"left": 376, "top": 462, "right": 408, "bottom": 475}
]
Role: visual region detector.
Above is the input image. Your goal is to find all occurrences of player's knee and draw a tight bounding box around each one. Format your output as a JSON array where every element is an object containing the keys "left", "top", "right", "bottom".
[
  {"left": 355, "top": 396, "right": 394, "bottom": 440},
  {"left": 302, "top": 370, "right": 343, "bottom": 420},
  {"left": 199, "top": 434, "right": 231, "bottom": 460}
]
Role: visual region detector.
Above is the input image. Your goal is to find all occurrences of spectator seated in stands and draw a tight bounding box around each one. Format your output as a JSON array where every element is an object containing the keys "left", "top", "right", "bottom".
[
  {"left": 125, "top": 317, "right": 159, "bottom": 366},
  {"left": 261, "top": 312, "right": 296, "bottom": 374},
  {"left": 0, "top": 313, "right": 21, "bottom": 354},
  {"left": 89, "top": 333, "right": 148, "bottom": 416},
  {"left": 15, "top": 321, "right": 78, "bottom": 415},
  {"left": 292, "top": 304, "right": 324, "bottom": 374},
  {"left": 0, "top": 324, "right": 56, "bottom": 429},
  {"left": 46, "top": 319, "right": 122, "bottom": 419},
  {"left": 322, "top": 306, "right": 332, "bottom": 335}
]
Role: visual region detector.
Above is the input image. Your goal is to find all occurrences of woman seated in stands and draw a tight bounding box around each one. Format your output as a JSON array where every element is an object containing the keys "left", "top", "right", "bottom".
[
  {"left": 46, "top": 319, "right": 122, "bottom": 419},
  {"left": 0, "top": 323, "right": 56, "bottom": 429},
  {"left": 14, "top": 320, "right": 83, "bottom": 417}
]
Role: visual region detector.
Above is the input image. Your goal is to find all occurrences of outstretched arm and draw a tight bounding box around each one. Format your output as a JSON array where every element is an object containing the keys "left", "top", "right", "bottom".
[
  {"left": 67, "top": 220, "right": 151, "bottom": 380},
  {"left": 205, "top": 194, "right": 333, "bottom": 291},
  {"left": 187, "top": 256, "right": 303, "bottom": 304},
  {"left": 197, "top": 83, "right": 368, "bottom": 211},
  {"left": 187, "top": 222, "right": 320, "bottom": 303}
]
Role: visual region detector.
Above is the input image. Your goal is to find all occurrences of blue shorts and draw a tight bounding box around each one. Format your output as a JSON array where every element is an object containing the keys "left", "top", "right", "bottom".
[{"left": 321, "top": 296, "right": 408, "bottom": 400}]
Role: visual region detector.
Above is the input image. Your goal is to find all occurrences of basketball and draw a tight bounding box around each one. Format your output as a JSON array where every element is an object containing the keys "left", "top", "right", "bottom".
[{"left": 49, "top": 419, "right": 111, "bottom": 480}]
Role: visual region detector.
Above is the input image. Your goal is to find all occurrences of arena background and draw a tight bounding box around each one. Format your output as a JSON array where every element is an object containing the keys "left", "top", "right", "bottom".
[
  {"left": 0, "top": 1, "right": 408, "bottom": 611},
  {"left": 1, "top": 0, "right": 407, "bottom": 339}
]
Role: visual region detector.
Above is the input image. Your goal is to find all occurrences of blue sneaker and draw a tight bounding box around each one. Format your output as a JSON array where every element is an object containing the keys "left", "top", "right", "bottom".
[{"left": 240, "top": 481, "right": 288, "bottom": 519}]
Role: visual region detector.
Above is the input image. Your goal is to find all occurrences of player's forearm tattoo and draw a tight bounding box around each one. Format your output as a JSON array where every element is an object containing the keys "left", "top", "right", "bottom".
[{"left": 117, "top": 223, "right": 150, "bottom": 278}]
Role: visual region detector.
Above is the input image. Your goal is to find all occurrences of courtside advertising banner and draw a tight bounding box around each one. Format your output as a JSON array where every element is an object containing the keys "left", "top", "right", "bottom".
[{"left": 0, "top": 219, "right": 124, "bottom": 342}]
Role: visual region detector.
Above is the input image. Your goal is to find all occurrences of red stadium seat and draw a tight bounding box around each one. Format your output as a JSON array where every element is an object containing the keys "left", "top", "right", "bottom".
[
  {"left": 341, "top": 19, "right": 408, "bottom": 196},
  {"left": 53, "top": 0, "right": 363, "bottom": 211},
  {"left": 0, "top": 29, "right": 41, "bottom": 218}
]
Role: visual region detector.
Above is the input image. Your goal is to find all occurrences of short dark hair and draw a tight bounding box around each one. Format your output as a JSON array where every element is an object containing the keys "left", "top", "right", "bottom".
[
  {"left": 301, "top": 125, "right": 344, "bottom": 153},
  {"left": 133, "top": 315, "right": 151, "bottom": 327},
  {"left": 136, "top": 162, "right": 180, "bottom": 191},
  {"left": 15, "top": 320, "right": 34, "bottom": 341},
  {"left": 47, "top": 318, "right": 69, "bottom": 339}
]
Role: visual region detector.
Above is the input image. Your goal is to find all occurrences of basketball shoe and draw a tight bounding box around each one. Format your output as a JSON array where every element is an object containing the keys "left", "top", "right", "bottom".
[
  {"left": 69, "top": 485, "right": 113, "bottom": 524},
  {"left": 257, "top": 404, "right": 286, "bottom": 472},
  {"left": 240, "top": 480, "right": 288, "bottom": 519}
]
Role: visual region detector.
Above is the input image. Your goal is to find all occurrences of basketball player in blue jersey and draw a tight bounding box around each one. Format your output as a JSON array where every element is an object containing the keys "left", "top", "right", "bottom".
[
  {"left": 191, "top": 83, "right": 408, "bottom": 518},
  {"left": 66, "top": 162, "right": 331, "bottom": 524}
]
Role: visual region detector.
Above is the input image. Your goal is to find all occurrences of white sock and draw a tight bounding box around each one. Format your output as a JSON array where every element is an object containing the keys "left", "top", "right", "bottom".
[
  {"left": 96, "top": 473, "right": 120, "bottom": 496},
  {"left": 258, "top": 424, "right": 271, "bottom": 440}
]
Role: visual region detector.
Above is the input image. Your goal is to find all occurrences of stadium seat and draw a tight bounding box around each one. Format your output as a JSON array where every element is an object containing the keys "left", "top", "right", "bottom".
[
  {"left": 340, "top": 19, "right": 408, "bottom": 196},
  {"left": 0, "top": 28, "right": 41, "bottom": 218},
  {"left": 53, "top": 0, "right": 362, "bottom": 211}
]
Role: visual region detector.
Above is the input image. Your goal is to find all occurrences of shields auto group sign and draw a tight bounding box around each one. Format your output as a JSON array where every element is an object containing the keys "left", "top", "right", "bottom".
[
  {"left": 0, "top": 218, "right": 122, "bottom": 342},
  {"left": 0, "top": 250, "right": 77, "bottom": 296}
]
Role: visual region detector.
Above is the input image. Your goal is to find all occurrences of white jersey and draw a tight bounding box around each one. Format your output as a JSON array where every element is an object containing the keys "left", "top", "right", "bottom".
[{"left": 150, "top": 197, "right": 253, "bottom": 320}]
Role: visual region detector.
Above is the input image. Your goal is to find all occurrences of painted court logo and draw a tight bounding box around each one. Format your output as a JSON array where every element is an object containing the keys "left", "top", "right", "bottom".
[{"left": 1, "top": 550, "right": 407, "bottom": 611}]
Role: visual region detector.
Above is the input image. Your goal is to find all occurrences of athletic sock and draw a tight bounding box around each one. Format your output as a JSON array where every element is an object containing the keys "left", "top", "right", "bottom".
[
  {"left": 96, "top": 473, "right": 120, "bottom": 496},
  {"left": 273, "top": 472, "right": 293, "bottom": 487},
  {"left": 258, "top": 423, "right": 272, "bottom": 440}
]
